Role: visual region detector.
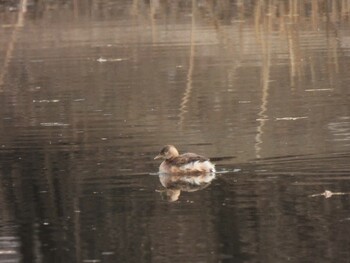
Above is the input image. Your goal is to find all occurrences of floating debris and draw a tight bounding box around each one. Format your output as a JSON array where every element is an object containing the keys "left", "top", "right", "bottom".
[
  {"left": 33, "top": 99, "right": 60, "bottom": 103},
  {"left": 275, "top": 116, "right": 308, "bottom": 121},
  {"left": 97, "top": 57, "right": 128, "bottom": 63},
  {"left": 309, "top": 190, "right": 350, "bottom": 198},
  {"left": 97, "top": 57, "right": 107, "bottom": 62},
  {"left": 305, "top": 88, "right": 333, "bottom": 92},
  {"left": 40, "top": 123, "right": 69, "bottom": 127}
]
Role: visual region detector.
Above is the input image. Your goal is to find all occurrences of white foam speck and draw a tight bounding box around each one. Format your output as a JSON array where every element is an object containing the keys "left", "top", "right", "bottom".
[
  {"left": 305, "top": 88, "right": 333, "bottom": 92},
  {"left": 275, "top": 117, "right": 308, "bottom": 121}
]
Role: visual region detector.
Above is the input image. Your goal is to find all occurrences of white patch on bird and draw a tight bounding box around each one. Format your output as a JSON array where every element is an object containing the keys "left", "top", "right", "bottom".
[{"left": 180, "top": 161, "right": 215, "bottom": 173}]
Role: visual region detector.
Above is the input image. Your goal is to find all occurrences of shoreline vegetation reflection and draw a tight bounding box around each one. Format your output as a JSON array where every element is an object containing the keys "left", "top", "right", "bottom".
[{"left": 0, "top": 0, "right": 347, "bottom": 158}]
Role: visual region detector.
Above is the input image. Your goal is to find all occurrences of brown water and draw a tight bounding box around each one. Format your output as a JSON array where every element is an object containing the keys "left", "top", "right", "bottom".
[{"left": 1, "top": 1, "right": 350, "bottom": 262}]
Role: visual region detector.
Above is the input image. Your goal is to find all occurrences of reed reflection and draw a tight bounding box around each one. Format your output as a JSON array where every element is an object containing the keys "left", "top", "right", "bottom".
[
  {"left": 254, "top": 1, "right": 272, "bottom": 159},
  {"left": 0, "top": 0, "right": 27, "bottom": 90}
]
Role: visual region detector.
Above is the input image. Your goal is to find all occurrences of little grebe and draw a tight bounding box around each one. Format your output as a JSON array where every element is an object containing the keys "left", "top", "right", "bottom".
[{"left": 154, "top": 145, "right": 215, "bottom": 174}]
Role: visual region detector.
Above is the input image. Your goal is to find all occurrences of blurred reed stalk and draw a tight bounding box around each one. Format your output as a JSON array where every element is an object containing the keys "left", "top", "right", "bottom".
[
  {"left": 179, "top": 0, "right": 197, "bottom": 125},
  {"left": 254, "top": 1, "right": 273, "bottom": 159},
  {"left": 0, "top": 0, "right": 27, "bottom": 91}
]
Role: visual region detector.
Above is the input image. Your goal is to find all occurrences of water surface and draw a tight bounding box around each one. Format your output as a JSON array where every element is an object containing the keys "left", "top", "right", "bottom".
[{"left": 1, "top": 1, "right": 350, "bottom": 262}]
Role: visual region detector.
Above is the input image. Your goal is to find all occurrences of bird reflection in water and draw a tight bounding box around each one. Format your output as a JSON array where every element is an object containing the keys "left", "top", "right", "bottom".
[{"left": 156, "top": 172, "right": 216, "bottom": 202}]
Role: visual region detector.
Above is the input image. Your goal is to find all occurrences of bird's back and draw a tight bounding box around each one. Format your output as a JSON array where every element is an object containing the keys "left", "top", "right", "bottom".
[{"left": 162, "top": 153, "right": 215, "bottom": 173}]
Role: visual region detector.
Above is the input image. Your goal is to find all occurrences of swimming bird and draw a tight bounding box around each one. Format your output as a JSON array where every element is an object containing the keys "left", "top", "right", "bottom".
[{"left": 154, "top": 145, "right": 216, "bottom": 174}]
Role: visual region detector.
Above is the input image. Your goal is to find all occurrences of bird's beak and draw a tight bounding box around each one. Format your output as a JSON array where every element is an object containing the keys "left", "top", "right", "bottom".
[{"left": 154, "top": 154, "right": 162, "bottom": 160}]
